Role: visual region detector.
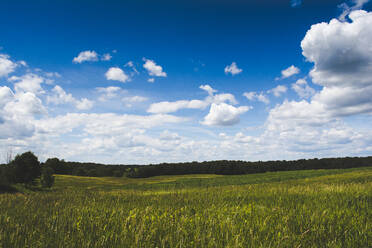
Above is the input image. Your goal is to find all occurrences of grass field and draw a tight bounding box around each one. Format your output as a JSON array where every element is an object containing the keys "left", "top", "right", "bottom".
[{"left": 0, "top": 167, "right": 371, "bottom": 247}]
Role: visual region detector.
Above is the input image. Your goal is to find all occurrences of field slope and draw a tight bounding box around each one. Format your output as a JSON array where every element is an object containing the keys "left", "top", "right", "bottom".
[{"left": 1, "top": 167, "right": 371, "bottom": 247}]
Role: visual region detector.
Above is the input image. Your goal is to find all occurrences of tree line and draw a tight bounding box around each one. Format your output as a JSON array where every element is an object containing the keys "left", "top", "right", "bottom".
[
  {"left": 127, "top": 156, "right": 372, "bottom": 178},
  {"left": 1, "top": 152, "right": 372, "bottom": 188}
]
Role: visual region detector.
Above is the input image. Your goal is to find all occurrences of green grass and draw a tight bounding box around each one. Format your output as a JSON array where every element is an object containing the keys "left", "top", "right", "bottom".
[{"left": 0, "top": 167, "right": 371, "bottom": 247}]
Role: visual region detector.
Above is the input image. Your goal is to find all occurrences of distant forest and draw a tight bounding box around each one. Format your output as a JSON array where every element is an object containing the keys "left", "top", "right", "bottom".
[
  {"left": 1, "top": 153, "right": 372, "bottom": 187},
  {"left": 22, "top": 155, "right": 372, "bottom": 178}
]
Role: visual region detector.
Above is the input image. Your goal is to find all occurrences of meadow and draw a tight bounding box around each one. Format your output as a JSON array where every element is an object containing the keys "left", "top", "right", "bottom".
[{"left": 0, "top": 167, "right": 371, "bottom": 247}]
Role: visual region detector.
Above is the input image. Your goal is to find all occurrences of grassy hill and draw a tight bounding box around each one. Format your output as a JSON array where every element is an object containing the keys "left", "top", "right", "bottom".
[{"left": 1, "top": 167, "right": 371, "bottom": 247}]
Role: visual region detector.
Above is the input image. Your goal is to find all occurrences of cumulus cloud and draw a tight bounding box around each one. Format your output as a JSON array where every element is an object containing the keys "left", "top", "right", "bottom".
[
  {"left": 5, "top": 92, "right": 47, "bottom": 116},
  {"left": 268, "top": 85, "right": 287, "bottom": 97},
  {"left": 243, "top": 92, "right": 270, "bottom": 104},
  {"left": 202, "top": 103, "right": 251, "bottom": 126},
  {"left": 105, "top": 67, "right": 129, "bottom": 83},
  {"left": 292, "top": 78, "right": 316, "bottom": 98},
  {"left": 301, "top": 10, "right": 372, "bottom": 115},
  {"left": 9, "top": 73, "right": 45, "bottom": 94},
  {"left": 257, "top": 10, "right": 372, "bottom": 157},
  {"left": 0, "top": 86, "right": 14, "bottom": 106},
  {"left": 0, "top": 54, "right": 17, "bottom": 77},
  {"left": 73, "top": 50, "right": 113, "bottom": 63},
  {"left": 147, "top": 85, "right": 237, "bottom": 114},
  {"left": 73, "top": 50, "right": 98, "bottom": 63},
  {"left": 0, "top": 87, "right": 45, "bottom": 139},
  {"left": 224, "top": 62, "right": 242, "bottom": 75},
  {"left": 47, "top": 85, "right": 94, "bottom": 110},
  {"left": 278, "top": 65, "right": 300, "bottom": 79},
  {"left": 147, "top": 78, "right": 155, "bottom": 83},
  {"left": 143, "top": 59, "right": 167, "bottom": 77},
  {"left": 266, "top": 100, "right": 330, "bottom": 132}
]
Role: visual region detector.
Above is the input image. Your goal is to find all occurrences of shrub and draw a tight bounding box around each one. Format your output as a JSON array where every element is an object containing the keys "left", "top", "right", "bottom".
[{"left": 40, "top": 167, "right": 55, "bottom": 188}]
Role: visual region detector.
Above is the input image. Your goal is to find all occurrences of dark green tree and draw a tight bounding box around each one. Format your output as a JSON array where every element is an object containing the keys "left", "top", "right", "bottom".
[
  {"left": 11, "top": 151, "right": 41, "bottom": 186},
  {"left": 40, "top": 167, "right": 55, "bottom": 188}
]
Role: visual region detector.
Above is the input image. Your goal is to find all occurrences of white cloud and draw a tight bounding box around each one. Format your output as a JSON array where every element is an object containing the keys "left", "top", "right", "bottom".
[
  {"left": 279, "top": 65, "right": 300, "bottom": 79},
  {"left": 4, "top": 92, "right": 46, "bottom": 117},
  {"left": 338, "top": 0, "right": 370, "bottom": 21},
  {"left": 123, "top": 96, "right": 148, "bottom": 103},
  {"left": 96, "top": 86, "right": 122, "bottom": 101},
  {"left": 292, "top": 78, "right": 316, "bottom": 99},
  {"left": 34, "top": 113, "right": 186, "bottom": 136},
  {"left": 47, "top": 85, "right": 93, "bottom": 110},
  {"left": 202, "top": 103, "right": 251, "bottom": 126},
  {"left": 101, "top": 53, "right": 112, "bottom": 61},
  {"left": 105, "top": 67, "right": 129, "bottom": 83},
  {"left": 73, "top": 50, "right": 98, "bottom": 63},
  {"left": 147, "top": 78, "right": 155, "bottom": 83},
  {"left": 159, "top": 130, "right": 181, "bottom": 141},
  {"left": 212, "top": 93, "right": 238, "bottom": 105},
  {"left": 256, "top": 93, "right": 270, "bottom": 104},
  {"left": 18, "top": 60, "right": 27, "bottom": 67},
  {"left": 47, "top": 85, "right": 75, "bottom": 104},
  {"left": 0, "top": 54, "right": 17, "bottom": 77},
  {"left": 313, "top": 85, "right": 372, "bottom": 116},
  {"left": 266, "top": 100, "right": 330, "bottom": 132},
  {"left": 0, "top": 85, "right": 46, "bottom": 140},
  {"left": 75, "top": 98, "right": 94, "bottom": 110},
  {"left": 143, "top": 59, "right": 167, "bottom": 77},
  {"left": 45, "top": 72, "right": 61, "bottom": 78},
  {"left": 0, "top": 86, "right": 14, "bottom": 106},
  {"left": 148, "top": 100, "right": 208, "bottom": 114},
  {"left": 9, "top": 73, "right": 45, "bottom": 94},
  {"left": 242, "top": 92, "right": 255, "bottom": 101},
  {"left": 125, "top": 61, "right": 139, "bottom": 75},
  {"left": 268, "top": 85, "right": 287, "bottom": 97},
  {"left": 291, "top": 0, "right": 302, "bottom": 7},
  {"left": 147, "top": 85, "right": 238, "bottom": 114},
  {"left": 122, "top": 95, "right": 148, "bottom": 107},
  {"left": 243, "top": 91, "right": 270, "bottom": 104},
  {"left": 224, "top": 62, "right": 242, "bottom": 75},
  {"left": 200, "top": 84, "right": 217, "bottom": 95},
  {"left": 301, "top": 10, "right": 372, "bottom": 116}
]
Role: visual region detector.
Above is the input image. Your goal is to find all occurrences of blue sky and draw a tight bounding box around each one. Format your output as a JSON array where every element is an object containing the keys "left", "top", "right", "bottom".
[{"left": 1, "top": 0, "right": 372, "bottom": 163}]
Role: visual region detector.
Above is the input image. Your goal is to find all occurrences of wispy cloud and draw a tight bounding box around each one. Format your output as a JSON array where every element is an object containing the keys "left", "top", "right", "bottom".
[
  {"left": 290, "top": 0, "right": 302, "bottom": 7},
  {"left": 338, "top": 0, "right": 370, "bottom": 21}
]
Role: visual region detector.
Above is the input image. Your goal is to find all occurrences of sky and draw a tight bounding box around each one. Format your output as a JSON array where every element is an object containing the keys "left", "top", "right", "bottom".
[{"left": 1, "top": 0, "right": 372, "bottom": 164}]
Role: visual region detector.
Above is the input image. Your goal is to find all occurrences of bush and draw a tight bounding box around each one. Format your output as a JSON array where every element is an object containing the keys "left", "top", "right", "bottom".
[
  {"left": 40, "top": 167, "right": 55, "bottom": 188},
  {"left": 0, "top": 168, "right": 9, "bottom": 186}
]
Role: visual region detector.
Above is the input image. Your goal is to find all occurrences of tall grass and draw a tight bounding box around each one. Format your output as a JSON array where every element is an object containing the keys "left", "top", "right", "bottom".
[{"left": 0, "top": 167, "right": 371, "bottom": 247}]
